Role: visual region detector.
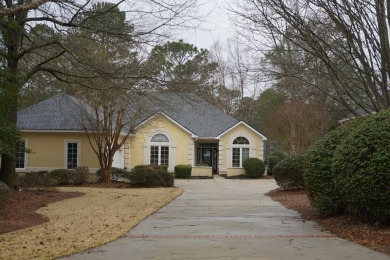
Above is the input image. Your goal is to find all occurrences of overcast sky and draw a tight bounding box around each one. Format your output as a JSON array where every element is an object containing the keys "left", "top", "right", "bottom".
[{"left": 174, "top": 0, "right": 234, "bottom": 50}]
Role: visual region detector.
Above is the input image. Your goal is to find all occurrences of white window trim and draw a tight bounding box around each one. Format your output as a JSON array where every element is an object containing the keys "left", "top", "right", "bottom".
[
  {"left": 232, "top": 147, "right": 250, "bottom": 168},
  {"left": 150, "top": 145, "right": 169, "bottom": 165},
  {"left": 143, "top": 130, "right": 176, "bottom": 171},
  {"left": 64, "top": 140, "right": 81, "bottom": 169},
  {"left": 16, "top": 139, "right": 28, "bottom": 170},
  {"left": 228, "top": 133, "right": 254, "bottom": 168}
]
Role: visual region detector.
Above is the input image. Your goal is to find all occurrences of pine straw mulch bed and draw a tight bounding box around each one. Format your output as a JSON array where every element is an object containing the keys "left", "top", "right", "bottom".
[{"left": 267, "top": 189, "right": 390, "bottom": 256}]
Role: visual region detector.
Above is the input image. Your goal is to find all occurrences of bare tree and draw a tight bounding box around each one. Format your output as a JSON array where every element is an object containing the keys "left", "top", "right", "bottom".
[
  {"left": 0, "top": 0, "right": 199, "bottom": 186},
  {"left": 265, "top": 98, "right": 331, "bottom": 154},
  {"left": 231, "top": 0, "right": 390, "bottom": 114}
]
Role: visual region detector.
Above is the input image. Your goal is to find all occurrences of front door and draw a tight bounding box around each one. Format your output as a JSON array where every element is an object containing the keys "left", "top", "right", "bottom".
[
  {"left": 202, "top": 148, "right": 212, "bottom": 167},
  {"left": 198, "top": 147, "right": 218, "bottom": 173}
]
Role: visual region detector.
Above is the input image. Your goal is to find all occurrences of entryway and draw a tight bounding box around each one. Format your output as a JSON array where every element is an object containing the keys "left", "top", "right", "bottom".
[{"left": 196, "top": 143, "right": 218, "bottom": 174}]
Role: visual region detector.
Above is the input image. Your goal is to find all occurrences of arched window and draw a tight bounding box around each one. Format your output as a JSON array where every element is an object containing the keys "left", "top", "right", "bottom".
[
  {"left": 232, "top": 136, "right": 250, "bottom": 167},
  {"left": 233, "top": 136, "right": 249, "bottom": 145},
  {"left": 150, "top": 134, "right": 169, "bottom": 166},
  {"left": 151, "top": 134, "right": 169, "bottom": 143}
]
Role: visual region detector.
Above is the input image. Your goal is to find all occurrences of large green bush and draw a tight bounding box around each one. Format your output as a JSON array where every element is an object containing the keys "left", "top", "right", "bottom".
[
  {"left": 242, "top": 158, "right": 265, "bottom": 178},
  {"left": 304, "top": 118, "right": 367, "bottom": 216},
  {"left": 332, "top": 110, "right": 390, "bottom": 224},
  {"left": 174, "top": 165, "right": 192, "bottom": 179},
  {"left": 127, "top": 165, "right": 174, "bottom": 187},
  {"left": 273, "top": 156, "right": 305, "bottom": 189},
  {"left": 96, "top": 167, "right": 130, "bottom": 182}
]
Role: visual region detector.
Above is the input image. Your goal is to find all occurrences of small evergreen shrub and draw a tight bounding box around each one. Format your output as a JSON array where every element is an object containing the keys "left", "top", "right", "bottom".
[
  {"left": 266, "top": 150, "right": 288, "bottom": 175},
  {"left": 332, "top": 110, "right": 390, "bottom": 224},
  {"left": 127, "top": 165, "right": 174, "bottom": 187},
  {"left": 304, "top": 118, "right": 367, "bottom": 216},
  {"left": 174, "top": 165, "right": 192, "bottom": 179},
  {"left": 242, "top": 158, "right": 265, "bottom": 178},
  {"left": 49, "top": 167, "right": 89, "bottom": 185},
  {"left": 96, "top": 167, "right": 130, "bottom": 182},
  {"left": 70, "top": 167, "right": 89, "bottom": 185},
  {"left": 266, "top": 156, "right": 281, "bottom": 176},
  {"left": 49, "top": 169, "right": 72, "bottom": 185},
  {"left": 0, "top": 181, "right": 11, "bottom": 194},
  {"left": 19, "top": 171, "right": 57, "bottom": 191},
  {"left": 273, "top": 156, "right": 305, "bottom": 189}
]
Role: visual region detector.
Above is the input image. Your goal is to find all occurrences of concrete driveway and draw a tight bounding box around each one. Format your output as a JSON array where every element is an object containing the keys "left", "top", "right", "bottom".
[{"left": 66, "top": 177, "right": 389, "bottom": 260}]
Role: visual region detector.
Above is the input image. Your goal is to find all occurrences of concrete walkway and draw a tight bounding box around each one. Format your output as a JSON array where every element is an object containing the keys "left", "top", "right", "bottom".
[{"left": 66, "top": 178, "right": 389, "bottom": 260}]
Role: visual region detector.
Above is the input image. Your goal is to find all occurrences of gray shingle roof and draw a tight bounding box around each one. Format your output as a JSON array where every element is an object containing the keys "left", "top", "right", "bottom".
[
  {"left": 17, "top": 94, "right": 88, "bottom": 131},
  {"left": 17, "top": 92, "right": 239, "bottom": 137},
  {"left": 138, "top": 93, "right": 239, "bottom": 137}
]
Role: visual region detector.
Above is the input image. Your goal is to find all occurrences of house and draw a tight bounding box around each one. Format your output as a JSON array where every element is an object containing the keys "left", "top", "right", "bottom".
[
  {"left": 338, "top": 107, "right": 376, "bottom": 124},
  {"left": 16, "top": 93, "right": 267, "bottom": 177}
]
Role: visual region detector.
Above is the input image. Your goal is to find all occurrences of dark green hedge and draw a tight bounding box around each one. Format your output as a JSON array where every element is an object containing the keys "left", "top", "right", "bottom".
[
  {"left": 242, "top": 158, "right": 265, "bottom": 178},
  {"left": 304, "top": 117, "right": 367, "bottom": 216},
  {"left": 127, "top": 165, "right": 174, "bottom": 187},
  {"left": 174, "top": 165, "right": 192, "bottom": 179},
  {"left": 273, "top": 155, "right": 305, "bottom": 189},
  {"left": 332, "top": 110, "right": 390, "bottom": 224}
]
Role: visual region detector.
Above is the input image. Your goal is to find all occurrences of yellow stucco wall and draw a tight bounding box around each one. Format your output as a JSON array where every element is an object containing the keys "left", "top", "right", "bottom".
[
  {"left": 218, "top": 123, "right": 265, "bottom": 177},
  {"left": 192, "top": 166, "right": 213, "bottom": 177},
  {"left": 129, "top": 114, "right": 194, "bottom": 172},
  {"left": 20, "top": 132, "right": 100, "bottom": 172}
]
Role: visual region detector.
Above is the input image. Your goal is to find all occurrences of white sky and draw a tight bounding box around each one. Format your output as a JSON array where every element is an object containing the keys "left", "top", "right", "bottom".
[{"left": 174, "top": 0, "right": 234, "bottom": 50}]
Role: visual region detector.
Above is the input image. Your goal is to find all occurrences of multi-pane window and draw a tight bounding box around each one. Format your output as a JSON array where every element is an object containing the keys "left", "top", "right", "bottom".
[
  {"left": 150, "top": 146, "right": 159, "bottom": 165},
  {"left": 66, "top": 142, "right": 79, "bottom": 169},
  {"left": 151, "top": 134, "right": 169, "bottom": 143},
  {"left": 150, "top": 134, "right": 169, "bottom": 166},
  {"left": 16, "top": 141, "right": 26, "bottom": 169},
  {"left": 233, "top": 136, "right": 250, "bottom": 145},
  {"left": 232, "top": 136, "right": 250, "bottom": 167}
]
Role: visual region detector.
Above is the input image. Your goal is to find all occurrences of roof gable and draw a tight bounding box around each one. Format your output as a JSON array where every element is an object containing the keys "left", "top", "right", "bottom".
[
  {"left": 135, "top": 111, "right": 197, "bottom": 137},
  {"left": 217, "top": 121, "right": 267, "bottom": 140},
  {"left": 137, "top": 93, "right": 239, "bottom": 138}
]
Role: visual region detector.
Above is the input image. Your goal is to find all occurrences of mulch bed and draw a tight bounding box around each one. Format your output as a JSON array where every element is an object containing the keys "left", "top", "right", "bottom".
[
  {"left": 267, "top": 189, "right": 390, "bottom": 255},
  {"left": 0, "top": 190, "right": 83, "bottom": 235}
]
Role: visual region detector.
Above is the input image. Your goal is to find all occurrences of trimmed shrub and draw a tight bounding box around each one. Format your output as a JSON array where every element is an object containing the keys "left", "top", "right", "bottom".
[
  {"left": 70, "top": 167, "right": 89, "bottom": 185},
  {"left": 242, "top": 158, "right": 265, "bottom": 178},
  {"left": 19, "top": 171, "right": 57, "bottom": 191},
  {"left": 266, "top": 156, "right": 282, "bottom": 176},
  {"left": 49, "top": 167, "right": 89, "bottom": 185},
  {"left": 273, "top": 156, "right": 305, "bottom": 189},
  {"left": 49, "top": 169, "right": 72, "bottom": 185},
  {"left": 266, "top": 150, "right": 288, "bottom": 175},
  {"left": 0, "top": 181, "right": 11, "bottom": 194},
  {"left": 304, "top": 118, "right": 367, "bottom": 216},
  {"left": 127, "top": 165, "right": 174, "bottom": 187},
  {"left": 174, "top": 165, "right": 192, "bottom": 179},
  {"left": 332, "top": 110, "right": 390, "bottom": 224},
  {"left": 96, "top": 167, "right": 130, "bottom": 182}
]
